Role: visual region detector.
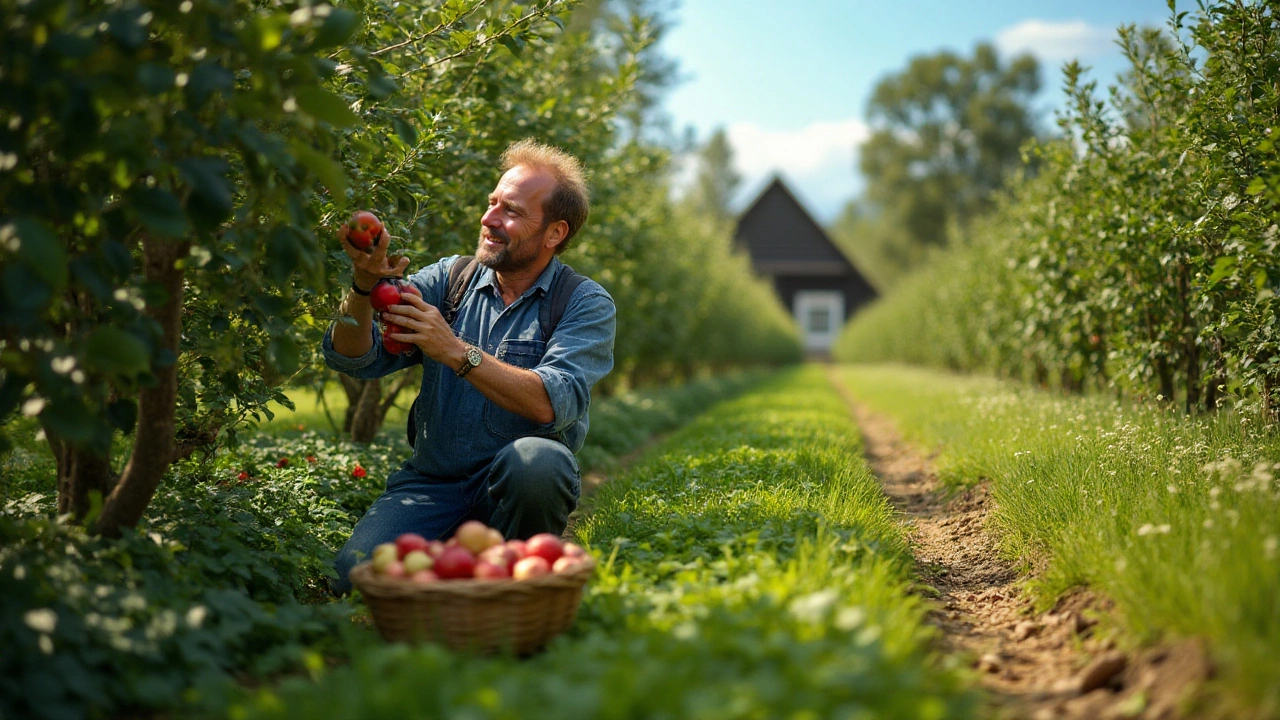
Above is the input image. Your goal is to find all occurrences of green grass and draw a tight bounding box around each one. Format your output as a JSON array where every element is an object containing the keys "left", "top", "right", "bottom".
[
  {"left": 215, "top": 366, "right": 976, "bottom": 719},
  {"left": 836, "top": 364, "right": 1280, "bottom": 719}
]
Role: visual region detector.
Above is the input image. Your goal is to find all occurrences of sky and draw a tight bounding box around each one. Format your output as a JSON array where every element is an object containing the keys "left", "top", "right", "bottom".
[{"left": 657, "top": 0, "right": 1175, "bottom": 224}]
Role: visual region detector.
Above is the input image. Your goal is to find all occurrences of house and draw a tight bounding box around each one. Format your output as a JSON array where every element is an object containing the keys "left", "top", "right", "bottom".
[{"left": 733, "top": 177, "right": 878, "bottom": 355}]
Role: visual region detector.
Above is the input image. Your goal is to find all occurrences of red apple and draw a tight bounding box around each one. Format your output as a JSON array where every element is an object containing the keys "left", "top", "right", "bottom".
[
  {"left": 381, "top": 323, "right": 415, "bottom": 355},
  {"left": 394, "top": 533, "right": 430, "bottom": 560},
  {"left": 473, "top": 560, "right": 511, "bottom": 580},
  {"left": 368, "top": 279, "right": 405, "bottom": 313},
  {"left": 562, "top": 542, "right": 586, "bottom": 559},
  {"left": 552, "top": 556, "right": 586, "bottom": 574},
  {"left": 455, "top": 520, "right": 497, "bottom": 554},
  {"left": 479, "top": 544, "right": 519, "bottom": 572},
  {"left": 433, "top": 546, "right": 477, "bottom": 579},
  {"left": 525, "top": 533, "right": 564, "bottom": 564},
  {"left": 410, "top": 569, "right": 439, "bottom": 584},
  {"left": 513, "top": 555, "right": 550, "bottom": 580},
  {"left": 505, "top": 539, "right": 528, "bottom": 559},
  {"left": 346, "top": 210, "right": 383, "bottom": 251},
  {"left": 424, "top": 540, "right": 446, "bottom": 559},
  {"left": 382, "top": 560, "right": 406, "bottom": 579}
]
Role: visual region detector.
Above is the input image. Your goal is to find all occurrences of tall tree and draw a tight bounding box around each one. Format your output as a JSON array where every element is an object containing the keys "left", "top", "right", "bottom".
[
  {"left": 840, "top": 42, "right": 1040, "bottom": 286},
  {"left": 686, "top": 127, "right": 742, "bottom": 223}
]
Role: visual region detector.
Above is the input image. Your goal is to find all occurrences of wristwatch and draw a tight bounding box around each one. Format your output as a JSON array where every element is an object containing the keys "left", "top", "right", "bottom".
[{"left": 455, "top": 344, "right": 482, "bottom": 378}]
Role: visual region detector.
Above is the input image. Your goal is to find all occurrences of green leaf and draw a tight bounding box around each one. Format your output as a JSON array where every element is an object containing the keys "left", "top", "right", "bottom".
[
  {"left": 1246, "top": 176, "right": 1267, "bottom": 196},
  {"left": 294, "top": 86, "right": 360, "bottom": 128},
  {"left": 40, "top": 396, "right": 97, "bottom": 443},
  {"left": 1206, "top": 256, "right": 1236, "bottom": 286},
  {"left": 177, "top": 157, "right": 234, "bottom": 226},
  {"left": 185, "top": 61, "right": 234, "bottom": 109},
  {"left": 313, "top": 8, "right": 359, "bottom": 49},
  {"left": 392, "top": 118, "right": 417, "bottom": 145},
  {"left": 11, "top": 218, "right": 69, "bottom": 291},
  {"left": 290, "top": 141, "right": 347, "bottom": 197},
  {"left": 128, "top": 187, "right": 190, "bottom": 238},
  {"left": 137, "top": 63, "right": 176, "bottom": 95},
  {"left": 83, "top": 327, "right": 151, "bottom": 377},
  {"left": 269, "top": 335, "right": 301, "bottom": 378}
]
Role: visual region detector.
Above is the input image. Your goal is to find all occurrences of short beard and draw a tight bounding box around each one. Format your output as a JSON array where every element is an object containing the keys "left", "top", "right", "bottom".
[{"left": 476, "top": 225, "right": 545, "bottom": 273}]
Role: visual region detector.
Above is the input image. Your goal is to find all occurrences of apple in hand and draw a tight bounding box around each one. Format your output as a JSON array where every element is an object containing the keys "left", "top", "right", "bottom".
[
  {"left": 381, "top": 323, "right": 415, "bottom": 355},
  {"left": 369, "top": 278, "right": 423, "bottom": 313},
  {"left": 346, "top": 211, "right": 383, "bottom": 252},
  {"left": 369, "top": 279, "right": 405, "bottom": 313}
]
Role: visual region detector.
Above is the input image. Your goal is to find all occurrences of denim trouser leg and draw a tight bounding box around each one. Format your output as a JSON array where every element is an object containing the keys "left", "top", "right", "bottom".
[
  {"left": 480, "top": 436, "right": 581, "bottom": 540},
  {"left": 331, "top": 437, "right": 580, "bottom": 595}
]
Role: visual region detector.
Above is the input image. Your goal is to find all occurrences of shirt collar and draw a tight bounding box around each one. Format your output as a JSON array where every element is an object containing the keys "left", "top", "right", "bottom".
[{"left": 474, "top": 256, "right": 562, "bottom": 299}]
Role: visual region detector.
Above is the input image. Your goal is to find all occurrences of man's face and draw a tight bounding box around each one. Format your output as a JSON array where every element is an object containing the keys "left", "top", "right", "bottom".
[{"left": 477, "top": 165, "right": 556, "bottom": 273}]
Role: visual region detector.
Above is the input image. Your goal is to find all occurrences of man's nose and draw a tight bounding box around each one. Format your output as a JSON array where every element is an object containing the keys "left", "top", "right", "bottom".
[{"left": 481, "top": 206, "right": 501, "bottom": 226}]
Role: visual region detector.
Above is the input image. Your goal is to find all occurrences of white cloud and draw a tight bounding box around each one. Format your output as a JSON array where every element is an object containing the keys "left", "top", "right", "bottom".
[
  {"left": 728, "top": 119, "right": 868, "bottom": 223},
  {"left": 672, "top": 118, "right": 869, "bottom": 224},
  {"left": 725, "top": 119, "right": 869, "bottom": 179},
  {"left": 995, "top": 19, "right": 1115, "bottom": 66}
]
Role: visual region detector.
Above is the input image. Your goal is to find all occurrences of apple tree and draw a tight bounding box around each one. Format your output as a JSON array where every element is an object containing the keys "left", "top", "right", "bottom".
[{"left": 0, "top": 0, "right": 379, "bottom": 536}]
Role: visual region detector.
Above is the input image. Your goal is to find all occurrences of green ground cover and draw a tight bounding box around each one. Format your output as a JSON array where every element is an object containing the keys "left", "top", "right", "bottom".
[
  {"left": 837, "top": 364, "right": 1280, "bottom": 718},
  {"left": 216, "top": 365, "right": 975, "bottom": 719},
  {"left": 0, "top": 372, "right": 769, "bottom": 720}
]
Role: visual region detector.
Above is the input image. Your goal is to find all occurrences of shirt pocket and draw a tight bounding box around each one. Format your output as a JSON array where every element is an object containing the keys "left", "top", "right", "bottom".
[{"left": 483, "top": 339, "right": 549, "bottom": 440}]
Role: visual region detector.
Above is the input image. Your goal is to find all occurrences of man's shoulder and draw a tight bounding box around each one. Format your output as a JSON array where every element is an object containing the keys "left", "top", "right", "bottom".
[{"left": 558, "top": 264, "right": 613, "bottom": 305}]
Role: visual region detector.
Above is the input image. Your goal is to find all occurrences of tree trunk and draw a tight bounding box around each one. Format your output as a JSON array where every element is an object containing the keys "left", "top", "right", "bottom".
[
  {"left": 49, "top": 435, "right": 115, "bottom": 519},
  {"left": 90, "top": 235, "right": 189, "bottom": 538},
  {"left": 342, "top": 375, "right": 383, "bottom": 443}
]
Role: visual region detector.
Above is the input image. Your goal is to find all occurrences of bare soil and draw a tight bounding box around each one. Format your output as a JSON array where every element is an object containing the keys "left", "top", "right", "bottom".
[{"left": 836, "top": 376, "right": 1212, "bottom": 719}]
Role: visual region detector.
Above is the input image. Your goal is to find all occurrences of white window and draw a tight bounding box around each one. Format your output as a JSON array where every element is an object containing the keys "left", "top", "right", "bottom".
[{"left": 793, "top": 290, "right": 844, "bottom": 352}]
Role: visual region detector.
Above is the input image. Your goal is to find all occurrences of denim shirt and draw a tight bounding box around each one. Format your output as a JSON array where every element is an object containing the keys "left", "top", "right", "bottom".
[{"left": 322, "top": 255, "right": 616, "bottom": 481}]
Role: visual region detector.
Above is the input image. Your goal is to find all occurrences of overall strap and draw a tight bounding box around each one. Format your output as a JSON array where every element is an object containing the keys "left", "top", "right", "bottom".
[
  {"left": 540, "top": 263, "right": 586, "bottom": 343},
  {"left": 441, "top": 255, "right": 480, "bottom": 325}
]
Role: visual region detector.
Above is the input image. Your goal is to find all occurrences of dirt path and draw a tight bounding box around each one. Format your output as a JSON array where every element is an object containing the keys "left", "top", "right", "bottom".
[{"left": 833, "top": 374, "right": 1210, "bottom": 719}]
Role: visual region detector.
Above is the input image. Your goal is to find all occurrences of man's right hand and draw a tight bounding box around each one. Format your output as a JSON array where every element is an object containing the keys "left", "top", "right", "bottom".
[{"left": 339, "top": 223, "right": 410, "bottom": 292}]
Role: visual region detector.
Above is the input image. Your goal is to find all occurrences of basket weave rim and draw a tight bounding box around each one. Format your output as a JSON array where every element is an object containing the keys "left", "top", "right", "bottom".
[{"left": 350, "top": 555, "right": 596, "bottom": 599}]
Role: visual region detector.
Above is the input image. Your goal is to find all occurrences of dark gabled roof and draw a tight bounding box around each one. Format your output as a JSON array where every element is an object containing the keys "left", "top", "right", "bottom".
[{"left": 734, "top": 177, "right": 866, "bottom": 279}]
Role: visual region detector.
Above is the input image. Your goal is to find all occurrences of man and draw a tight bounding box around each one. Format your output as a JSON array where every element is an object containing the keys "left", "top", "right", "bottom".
[{"left": 323, "top": 139, "right": 616, "bottom": 594}]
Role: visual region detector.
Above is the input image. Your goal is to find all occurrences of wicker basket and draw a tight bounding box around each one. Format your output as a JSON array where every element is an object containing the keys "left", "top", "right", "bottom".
[{"left": 349, "top": 556, "right": 595, "bottom": 655}]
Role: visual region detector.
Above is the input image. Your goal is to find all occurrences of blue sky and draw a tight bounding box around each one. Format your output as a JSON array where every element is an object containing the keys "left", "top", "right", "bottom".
[{"left": 658, "top": 1, "right": 1174, "bottom": 223}]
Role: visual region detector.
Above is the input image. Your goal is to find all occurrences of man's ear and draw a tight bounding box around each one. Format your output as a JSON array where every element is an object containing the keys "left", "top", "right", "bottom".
[{"left": 544, "top": 219, "right": 570, "bottom": 250}]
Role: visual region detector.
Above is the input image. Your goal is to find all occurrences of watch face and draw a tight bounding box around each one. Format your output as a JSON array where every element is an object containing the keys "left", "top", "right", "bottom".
[{"left": 466, "top": 346, "right": 482, "bottom": 366}]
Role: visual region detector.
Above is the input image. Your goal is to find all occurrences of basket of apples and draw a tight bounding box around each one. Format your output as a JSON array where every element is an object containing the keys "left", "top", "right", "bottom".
[{"left": 348, "top": 520, "right": 595, "bottom": 655}]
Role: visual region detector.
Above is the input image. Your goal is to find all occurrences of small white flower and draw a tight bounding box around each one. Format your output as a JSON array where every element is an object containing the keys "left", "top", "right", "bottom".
[
  {"left": 24, "top": 608, "right": 57, "bottom": 634},
  {"left": 186, "top": 605, "right": 208, "bottom": 628}
]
